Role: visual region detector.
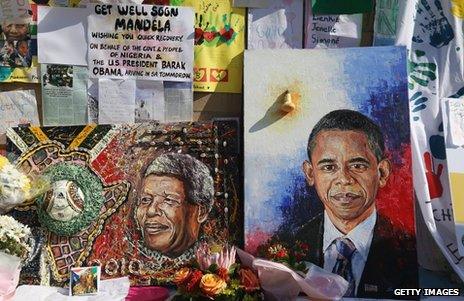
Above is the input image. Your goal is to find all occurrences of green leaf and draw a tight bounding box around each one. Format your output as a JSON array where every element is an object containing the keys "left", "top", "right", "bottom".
[
  {"left": 208, "top": 263, "right": 219, "bottom": 273},
  {"left": 228, "top": 263, "right": 239, "bottom": 275},
  {"left": 243, "top": 294, "right": 256, "bottom": 301}
]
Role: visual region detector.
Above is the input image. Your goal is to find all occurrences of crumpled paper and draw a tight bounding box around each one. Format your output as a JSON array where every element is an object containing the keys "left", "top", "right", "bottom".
[
  {"left": 12, "top": 277, "right": 130, "bottom": 301},
  {"left": 0, "top": 251, "right": 21, "bottom": 301},
  {"left": 0, "top": 268, "right": 20, "bottom": 301},
  {"left": 236, "top": 248, "right": 348, "bottom": 301}
]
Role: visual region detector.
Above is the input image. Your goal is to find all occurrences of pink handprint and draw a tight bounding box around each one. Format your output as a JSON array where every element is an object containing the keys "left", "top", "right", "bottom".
[{"left": 424, "top": 151, "right": 443, "bottom": 199}]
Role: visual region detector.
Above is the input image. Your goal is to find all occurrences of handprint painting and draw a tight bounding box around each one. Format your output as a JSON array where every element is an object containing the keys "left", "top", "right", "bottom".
[
  {"left": 244, "top": 46, "right": 418, "bottom": 299},
  {"left": 414, "top": 0, "right": 454, "bottom": 48},
  {"left": 6, "top": 121, "right": 241, "bottom": 286}
]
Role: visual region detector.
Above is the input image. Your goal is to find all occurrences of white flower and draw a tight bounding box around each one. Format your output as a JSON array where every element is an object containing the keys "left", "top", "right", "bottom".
[
  {"left": 0, "top": 215, "right": 31, "bottom": 260},
  {"left": 0, "top": 162, "right": 31, "bottom": 214}
]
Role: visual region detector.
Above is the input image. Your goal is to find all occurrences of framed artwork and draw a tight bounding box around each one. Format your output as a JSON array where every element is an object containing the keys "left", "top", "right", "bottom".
[
  {"left": 7, "top": 120, "right": 240, "bottom": 285},
  {"left": 244, "top": 46, "right": 417, "bottom": 299}
]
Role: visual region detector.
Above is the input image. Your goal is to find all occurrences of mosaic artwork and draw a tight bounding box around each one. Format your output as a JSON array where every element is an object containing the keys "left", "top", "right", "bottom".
[
  {"left": 244, "top": 46, "right": 418, "bottom": 299},
  {"left": 6, "top": 120, "right": 240, "bottom": 286}
]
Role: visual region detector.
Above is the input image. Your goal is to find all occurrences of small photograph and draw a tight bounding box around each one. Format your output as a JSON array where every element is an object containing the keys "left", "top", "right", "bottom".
[
  {"left": 43, "top": 65, "right": 73, "bottom": 88},
  {"left": 70, "top": 266, "right": 100, "bottom": 296},
  {"left": 0, "top": 39, "right": 32, "bottom": 68},
  {"left": 135, "top": 98, "right": 151, "bottom": 122}
]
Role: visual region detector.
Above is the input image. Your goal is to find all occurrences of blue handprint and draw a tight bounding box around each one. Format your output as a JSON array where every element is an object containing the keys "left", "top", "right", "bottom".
[
  {"left": 414, "top": 0, "right": 454, "bottom": 48},
  {"left": 410, "top": 91, "right": 429, "bottom": 121},
  {"left": 429, "top": 122, "right": 446, "bottom": 160}
]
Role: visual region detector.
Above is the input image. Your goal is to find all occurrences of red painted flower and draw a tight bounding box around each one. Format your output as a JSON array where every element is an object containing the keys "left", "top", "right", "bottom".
[
  {"left": 173, "top": 267, "right": 191, "bottom": 286},
  {"left": 299, "top": 243, "right": 309, "bottom": 251},
  {"left": 216, "top": 267, "right": 230, "bottom": 283},
  {"left": 186, "top": 269, "right": 203, "bottom": 293},
  {"left": 276, "top": 249, "right": 288, "bottom": 259}
]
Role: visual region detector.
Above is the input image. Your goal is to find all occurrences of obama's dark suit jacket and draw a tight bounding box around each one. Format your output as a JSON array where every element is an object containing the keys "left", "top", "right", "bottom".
[{"left": 295, "top": 213, "right": 418, "bottom": 299}]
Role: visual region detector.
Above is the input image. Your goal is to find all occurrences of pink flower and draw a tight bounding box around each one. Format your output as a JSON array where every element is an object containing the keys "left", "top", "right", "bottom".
[{"left": 196, "top": 243, "right": 236, "bottom": 271}]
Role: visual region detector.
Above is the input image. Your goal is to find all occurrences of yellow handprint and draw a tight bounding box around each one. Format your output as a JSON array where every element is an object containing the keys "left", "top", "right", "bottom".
[{"left": 451, "top": 0, "right": 464, "bottom": 18}]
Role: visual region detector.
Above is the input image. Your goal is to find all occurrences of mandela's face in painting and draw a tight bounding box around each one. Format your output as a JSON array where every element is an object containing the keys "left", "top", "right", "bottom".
[
  {"left": 2, "top": 23, "right": 28, "bottom": 41},
  {"left": 136, "top": 175, "right": 206, "bottom": 257}
]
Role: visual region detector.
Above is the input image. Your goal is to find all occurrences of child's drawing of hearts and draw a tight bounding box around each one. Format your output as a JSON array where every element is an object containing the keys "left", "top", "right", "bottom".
[
  {"left": 210, "top": 69, "right": 228, "bottom": 82},
  {"left": 194, "top": 68, "right": 207, "bottom": 82}
]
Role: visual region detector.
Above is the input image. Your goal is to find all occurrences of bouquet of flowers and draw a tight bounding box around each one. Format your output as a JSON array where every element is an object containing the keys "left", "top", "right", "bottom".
[
  {"left": 257, "top": 240, "right": 309, "bottom": 274},
  {"left": 0, "top": 155, "right": 50, "bottom": 214},
  {"left": 0, "top": 215, "right": 31, "bottom": 261},
  {"left": 172, "top": 243, "right": 262, "bottom": 301},
  {"left": 0, "top": 215, "right": 32, "bottom": 300}
]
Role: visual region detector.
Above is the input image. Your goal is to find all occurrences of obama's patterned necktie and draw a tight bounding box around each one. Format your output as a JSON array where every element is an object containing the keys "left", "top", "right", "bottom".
[{"left": 332, "top": 237, "right": 357, "bottom": 297}]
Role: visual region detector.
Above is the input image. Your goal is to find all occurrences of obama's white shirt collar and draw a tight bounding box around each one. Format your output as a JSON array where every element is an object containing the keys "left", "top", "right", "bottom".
[{"left": 322, "top": 209, "right": 377, "bottom": 262}]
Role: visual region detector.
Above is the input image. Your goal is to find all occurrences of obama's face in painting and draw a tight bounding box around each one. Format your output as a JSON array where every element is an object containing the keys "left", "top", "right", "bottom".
[{"left": 303, "top": 130, "right": 391, "bottom": 230}]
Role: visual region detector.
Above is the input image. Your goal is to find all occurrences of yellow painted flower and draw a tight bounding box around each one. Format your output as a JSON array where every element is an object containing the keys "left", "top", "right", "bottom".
[
  {"left": 173, "top": 267, "right": 191, "bottom": 285},
  {"left": 451, "top": 0, "right": 464, "bottom": 18},
  {"left": 209, "top": 244, "right": 222, "bottom": 253},
  {"left": 199, "top": 274, "right": 227, "bottom": 297}
]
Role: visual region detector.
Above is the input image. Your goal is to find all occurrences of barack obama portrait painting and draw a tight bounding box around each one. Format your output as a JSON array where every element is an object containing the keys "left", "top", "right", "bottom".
[{"left": 244, "top": 47, "right": 418, "bottom": 299}]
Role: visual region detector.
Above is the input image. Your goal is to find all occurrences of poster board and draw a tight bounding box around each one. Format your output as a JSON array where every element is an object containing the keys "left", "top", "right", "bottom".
[
  {"left": 244, "top": 47, "right": 417, "bottom": 299},
  {"left": 87, "top": 4, "right": 194, "bottom": 82}
]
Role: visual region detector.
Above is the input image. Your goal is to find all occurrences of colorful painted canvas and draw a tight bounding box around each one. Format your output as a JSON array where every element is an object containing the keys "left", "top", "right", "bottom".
[
  {"left": 6, "top": 120, "right": 240, "bottom": 286},
  {"left": 244, "top": 46, "right": 417, "bottom": 299}
]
